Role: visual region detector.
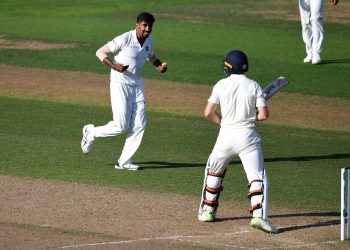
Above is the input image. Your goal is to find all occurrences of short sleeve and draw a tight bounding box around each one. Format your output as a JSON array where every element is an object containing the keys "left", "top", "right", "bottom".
[
  {"left": 208, "top": 84, "right": 220, "bottom": 104},
  {"left": 256, "top": 85, "right": 268, "bottom": 107},
  {"left": 107, "top": 34, "right": 126, "bottom": 53}
]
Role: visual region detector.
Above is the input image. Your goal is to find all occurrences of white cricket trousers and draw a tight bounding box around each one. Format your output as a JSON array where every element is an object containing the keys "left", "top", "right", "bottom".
[
  {"left": 299, "top": 0, "right": 324, "bottom": 56},
  {"left": 94, "top": 82, "right": 146, "bottom": 166},
  {"left": 208, "top": 126, "right": 265, "bottom": 218}
]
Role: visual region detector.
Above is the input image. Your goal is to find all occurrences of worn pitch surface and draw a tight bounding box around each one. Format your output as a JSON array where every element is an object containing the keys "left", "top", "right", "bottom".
[{"left": 0, "top": 63, "right": 349, "bottom": 249}]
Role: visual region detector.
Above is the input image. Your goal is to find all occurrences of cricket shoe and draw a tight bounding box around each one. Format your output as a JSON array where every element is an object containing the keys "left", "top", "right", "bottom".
[
  {"left": 81, "top": 124, "right": 95, "bottom": 154},
  {"left": 312, "top": 53, "right": 322, "bottom": 64},
  {"left": 198, "top": 210, "right": 215, "bottom": 222},
  {"left": 303, "top": 54, "right": 312, "bottom": 63},
  {"left": 250, "top": 217, "right": 278, "bottom": 234},
  {"left": 115, "top": 161, "right": 140, "bottom": 171}
]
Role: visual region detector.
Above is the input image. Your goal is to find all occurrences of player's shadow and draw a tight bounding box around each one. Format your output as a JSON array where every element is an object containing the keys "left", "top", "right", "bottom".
[
  {"left": 216, "top": 212, "right": 340, "bottom": 233},
  {"left": 139, "top": 153, "right": 350, "bottom": 169},
  {"left": 321, "top": 59, "right": 350, "bottom": 64},
  {"left": 270, "top": 212, "right": 340, "bottom": 233},
  {"left": 264, "top": 153, "right": 350, "bottom": 163},
  {"left": 136, "top": 161, "right": 204, "bottom": 169}
]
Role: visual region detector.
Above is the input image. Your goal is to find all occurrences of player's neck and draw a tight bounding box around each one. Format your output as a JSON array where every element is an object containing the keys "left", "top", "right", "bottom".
[
  {"left": 138, "top": 38, "right": 145, "bottom": 47},
  {"left": 136, "top": 32, "right": 147, "bottom": 47}
]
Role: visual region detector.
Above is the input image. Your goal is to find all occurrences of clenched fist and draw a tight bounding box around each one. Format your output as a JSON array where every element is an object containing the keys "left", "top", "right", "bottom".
[
  {"left": 157, "top": 62, "right": 167, "bottom": 73},
  {"left": 112, "top": 63, "right": 129, "bottom": 72}
]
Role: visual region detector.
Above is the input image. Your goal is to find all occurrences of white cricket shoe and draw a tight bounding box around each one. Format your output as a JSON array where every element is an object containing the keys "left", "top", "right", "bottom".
[
  {"left": 250, "top": 217, "right": 278, "bottom": 234},
  {"left": 115, "top": 161, "right": 140, "bottom": 171},
  {"left": 198, "top": 210, "right": 215, "bottom": 222},
  {"left": 81, "top": 124, "right": 95, "bottom": 154},
  {"left": 303, "top": 54, "right": 312, "bottom": 63},
  {"left": 312, "top": 53, "right": 322, "bottom": 64}
]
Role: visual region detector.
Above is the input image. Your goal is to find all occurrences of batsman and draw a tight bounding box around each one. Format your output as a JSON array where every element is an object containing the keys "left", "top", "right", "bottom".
[{"left": 198, "top": 50, "right": 278, "bottom": 234}]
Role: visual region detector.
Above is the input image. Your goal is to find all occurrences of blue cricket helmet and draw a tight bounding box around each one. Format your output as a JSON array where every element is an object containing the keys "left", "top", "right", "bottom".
[{"left": 223, "top": 50, "right": 249, "bottom": 76}]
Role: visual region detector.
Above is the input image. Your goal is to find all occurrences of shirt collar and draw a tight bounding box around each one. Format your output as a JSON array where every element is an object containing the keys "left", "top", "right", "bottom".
[{"left": 132, "top": 29, "right": 150, "bottom": 44}]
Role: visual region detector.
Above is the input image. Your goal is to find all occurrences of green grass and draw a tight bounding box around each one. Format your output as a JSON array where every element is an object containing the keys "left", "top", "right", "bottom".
[
  {"left": 0, "top": 97, "right": 349, "bottom": 212},
  {"left": 0, "top": 0, "right": 349, "bottom": 98},
  {"left": 0, "top": 0, "right": 350, "bottom": 215}
]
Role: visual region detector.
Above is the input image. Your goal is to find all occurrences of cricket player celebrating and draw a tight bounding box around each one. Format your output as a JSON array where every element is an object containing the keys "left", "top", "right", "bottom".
[
  {"left": 198, "top": 50, "right": 278, "bottom": 234},
  {"left": 81, "top": 12, "right": 167, "bottom": 170}
]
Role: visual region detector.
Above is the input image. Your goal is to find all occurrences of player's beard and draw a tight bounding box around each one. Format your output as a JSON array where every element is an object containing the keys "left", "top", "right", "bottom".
[{"left": 143, "top": 31, "right": 150, "bottom": 38}]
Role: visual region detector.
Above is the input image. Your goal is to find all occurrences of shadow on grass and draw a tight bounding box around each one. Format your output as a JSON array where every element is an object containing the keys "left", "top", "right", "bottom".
[
  {"left": 321, "top": 59, "right": 350, "bottom": 64},
  {"left": 137, "top": 161, "right": 204, "bottom": 169},
  {"left": 264, "top": 153, "right": 350, "bottom": 163},
  {"left": 216, "top": 212, "right": 340, "bottom": 233},
  {"left": 138, "top": 153, "right": 350, "bottom": 169}
]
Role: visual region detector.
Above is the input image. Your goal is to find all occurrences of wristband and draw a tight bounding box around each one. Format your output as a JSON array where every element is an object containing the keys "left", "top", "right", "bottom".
[{"left": 153, "top": 59, "right": 162, "bottom": 68}]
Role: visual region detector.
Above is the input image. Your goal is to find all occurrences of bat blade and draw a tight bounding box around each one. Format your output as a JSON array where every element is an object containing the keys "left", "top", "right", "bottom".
[{"left": 263, "top": 76, "right": 289, "bottom": 100}]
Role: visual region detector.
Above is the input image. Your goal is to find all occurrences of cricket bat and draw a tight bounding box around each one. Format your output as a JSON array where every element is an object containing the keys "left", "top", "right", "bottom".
[{"left": 262, "top": 76, "right": 289, "bottom": 100}]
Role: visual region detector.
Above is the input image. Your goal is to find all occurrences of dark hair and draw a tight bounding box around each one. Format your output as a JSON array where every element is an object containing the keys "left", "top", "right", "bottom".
[{"left": 137, "top": 12, "right": 155, "bottom": 24}]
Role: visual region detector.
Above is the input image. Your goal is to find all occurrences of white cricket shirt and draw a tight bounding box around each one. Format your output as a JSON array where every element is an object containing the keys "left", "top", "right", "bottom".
[
  {"left": 107, "top": 29, "right": 154, "bottom": 85},
  {"left": 208, "top": 74, "right": 267, "bottom": 128}
]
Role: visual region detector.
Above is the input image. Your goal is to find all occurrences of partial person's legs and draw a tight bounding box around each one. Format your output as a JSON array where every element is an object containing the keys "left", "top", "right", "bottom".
[
  {"left": 299, "top": 0, "right": 313, "bottom": 63},
  {"left": 117, "top": 100, "right": 146, "bottom": 168},
  {"left": 198, "top": 127, "right": 235, "bottom": 222},
  {"left": 117, "top": 84, "right": 146, "bottom": 170},
  {"left": 239, "top": 147, "right": 265, "bottom": 218},
  {"left": 310, "top": 0, "right": 324, "bottom": 64},
  {"left": 239, "top": 146, "right": 278, "bottom": 233},
  {"left": 198, "top": 155, "right": 228, "bottom": 222},
  {"left": 81, "top": 82, "right": 131, "bottom": 154},
  {"left": 94, "top": 82, "right": 132, "bottom": 137}
]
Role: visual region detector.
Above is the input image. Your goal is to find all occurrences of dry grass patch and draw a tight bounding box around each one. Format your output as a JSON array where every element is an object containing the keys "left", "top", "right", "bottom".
[
  {"left": 0, "top": 175, "right": 343, "bottom": 249},
  {"left": 0, "top": 35, "right": 80, "bottom": 50}
]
